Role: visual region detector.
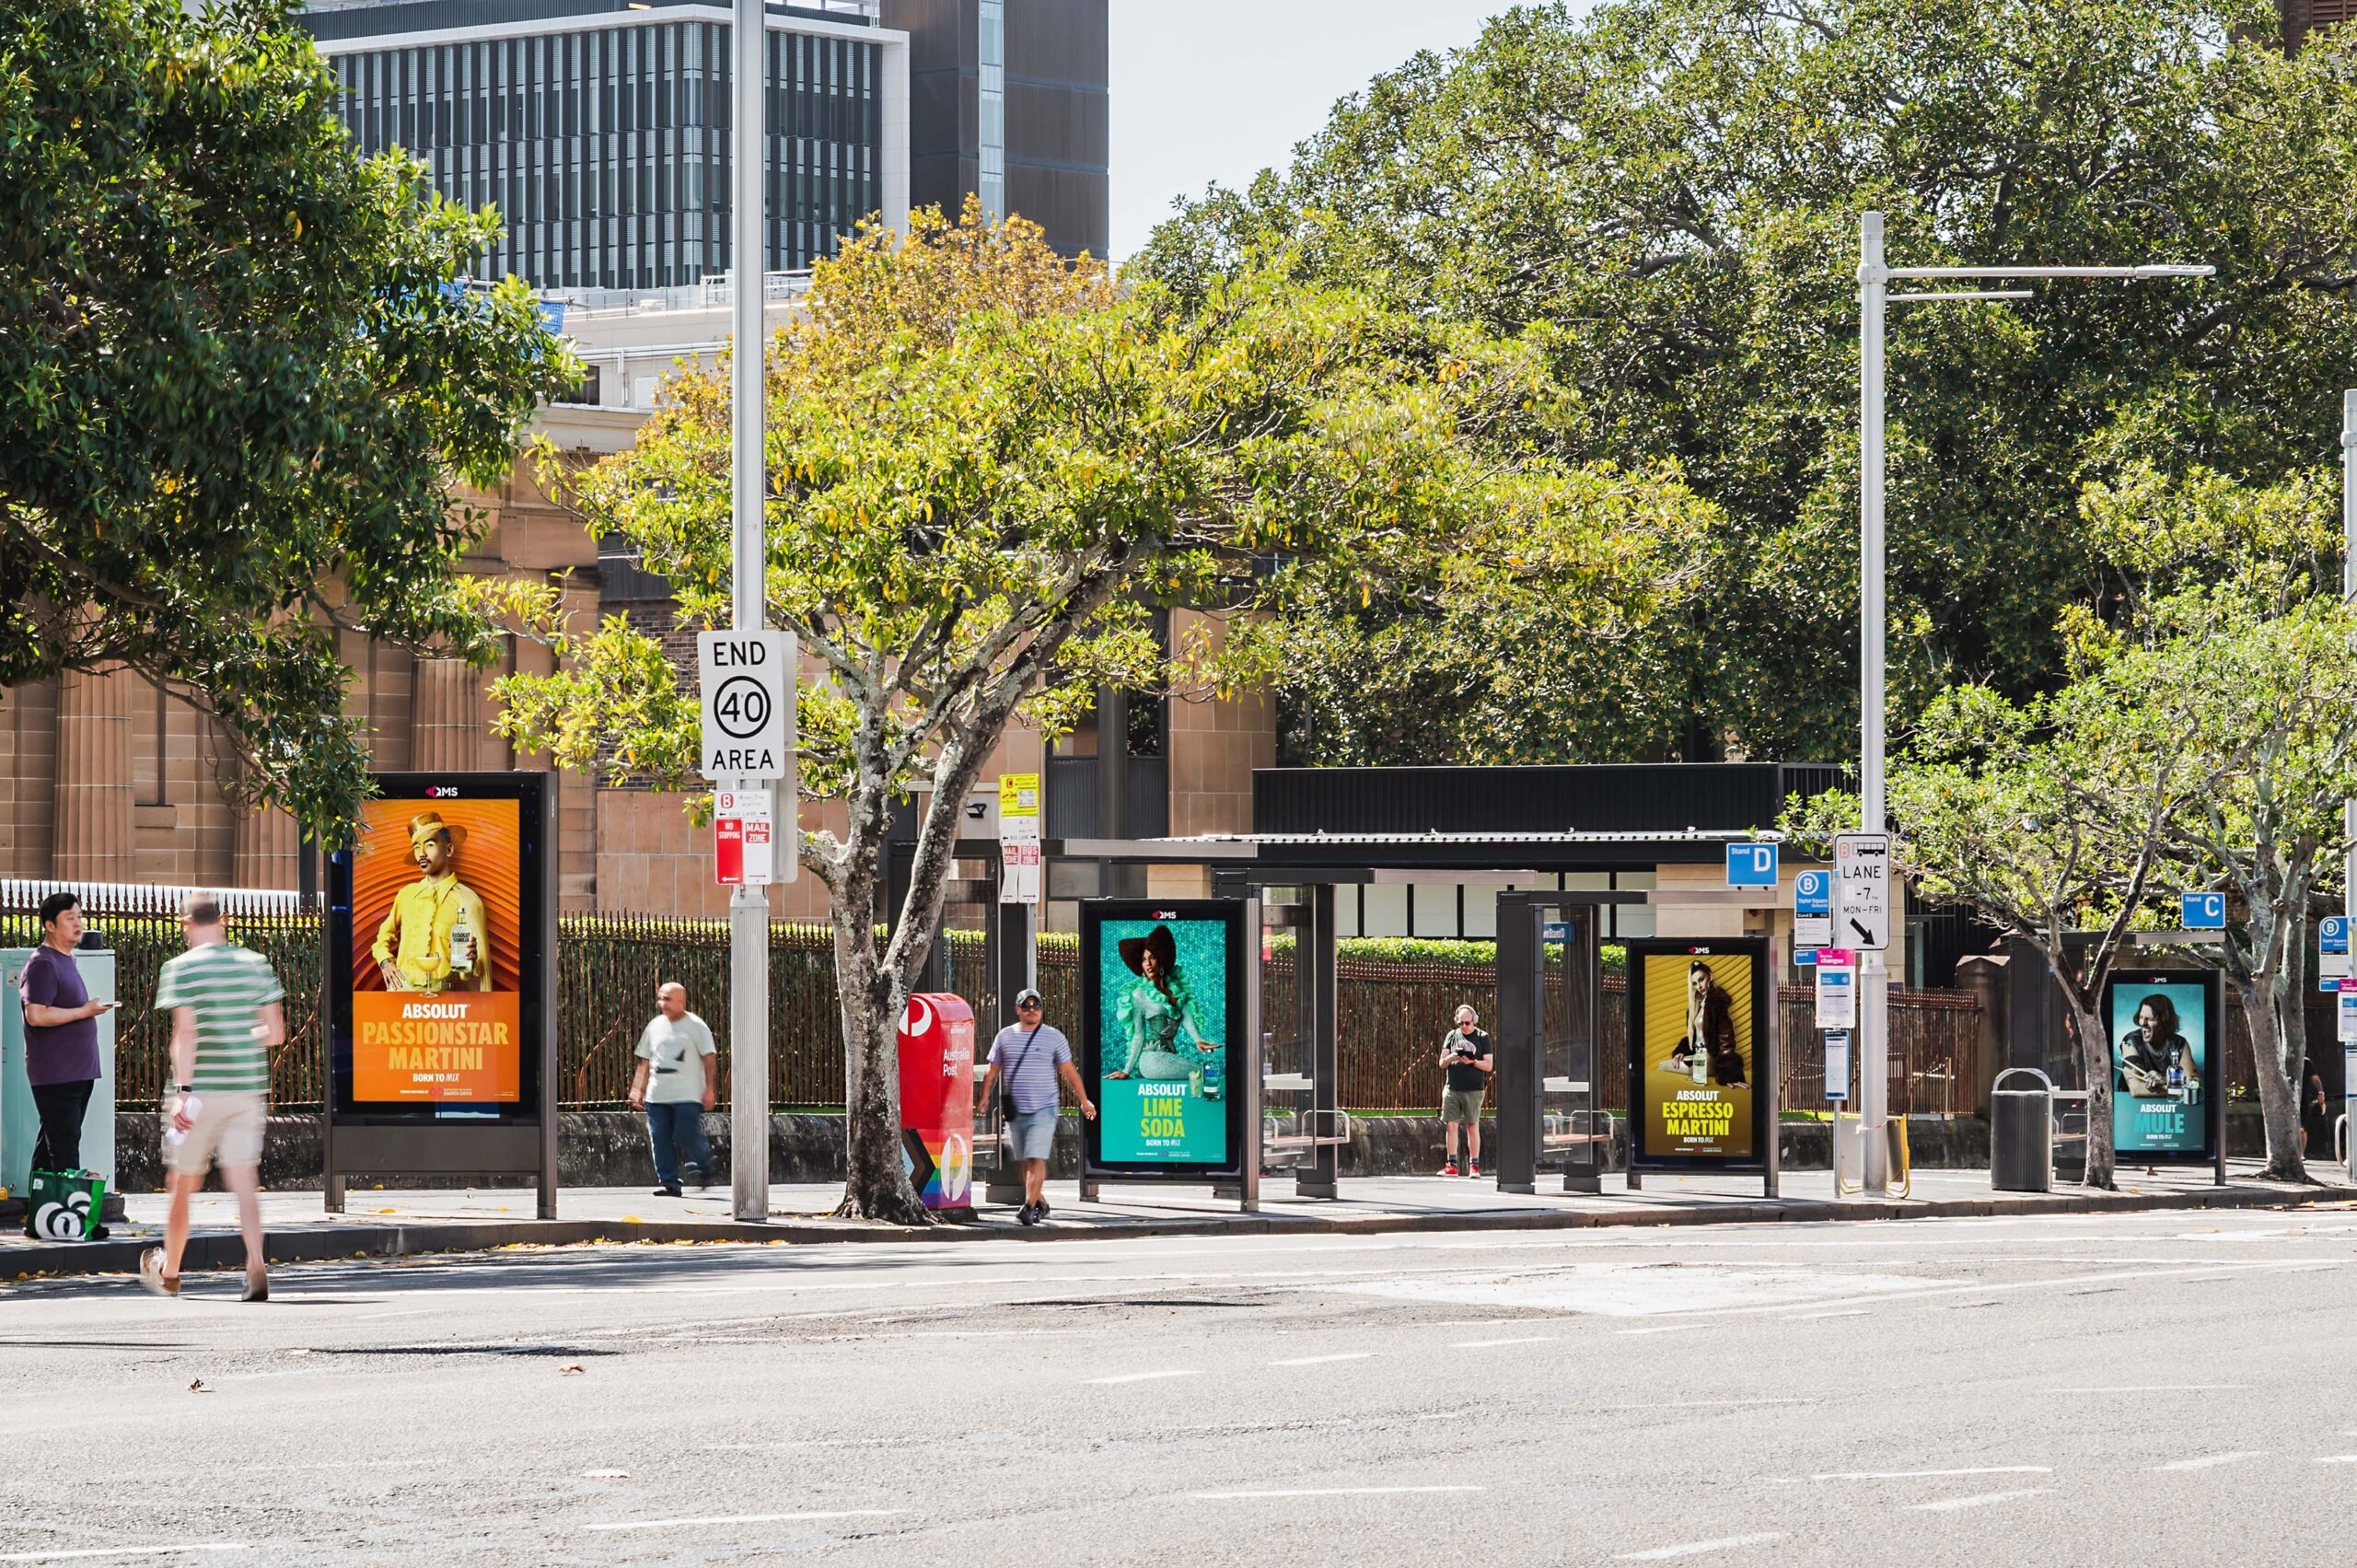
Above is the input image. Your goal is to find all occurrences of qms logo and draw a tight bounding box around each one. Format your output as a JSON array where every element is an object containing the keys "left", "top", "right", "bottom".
[
  {"left": 1153, "top": 909, "right": 1178, "bottom": 919},
  {"left": 426, "top": 785, "right": 459, "bottom": 798}
]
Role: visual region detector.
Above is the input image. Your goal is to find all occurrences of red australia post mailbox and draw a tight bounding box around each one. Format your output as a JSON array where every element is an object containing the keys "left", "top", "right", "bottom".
[{"left": 897, "top": 993, "right": 975, "bottom": 1212}]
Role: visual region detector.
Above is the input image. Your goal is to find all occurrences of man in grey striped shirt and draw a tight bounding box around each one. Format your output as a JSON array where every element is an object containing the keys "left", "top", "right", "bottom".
[{"left": 140, "top": 893, "right": 284, "bottom": 1301}]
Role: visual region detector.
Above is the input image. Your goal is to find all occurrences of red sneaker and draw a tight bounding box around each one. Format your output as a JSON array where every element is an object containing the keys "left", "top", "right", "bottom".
[
  {"left": 1439, "top": 1161, "right": 1459, "bottom": 1177},
  {"left": 1468, "top": 1161, "right": 1481, "bottom": 1178}
]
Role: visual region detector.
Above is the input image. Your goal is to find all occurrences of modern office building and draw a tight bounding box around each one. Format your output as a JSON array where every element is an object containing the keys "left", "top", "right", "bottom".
[
  {"left": 300, "top": 0, "right": 1107, "bottom": 290},
  {"left": 303, "top": 0, "right": 908, "bottom": 291},
  {"left": 880, "top": 0, "right": 1108, "bottom": 257}
]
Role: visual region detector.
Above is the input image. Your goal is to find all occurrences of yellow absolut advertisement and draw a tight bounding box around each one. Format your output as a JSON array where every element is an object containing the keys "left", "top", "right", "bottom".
[{"left": 1632, "top": 946, "right": 1759, "bottom": 1164}]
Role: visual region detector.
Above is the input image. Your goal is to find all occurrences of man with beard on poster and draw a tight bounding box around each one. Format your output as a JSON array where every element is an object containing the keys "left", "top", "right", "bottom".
[
  {"left": 371, "top": 812, "right": 493, "bottom": 995},
  {"left": 2116, "top": 993, "right": 2200, "bottom": 1100},
  {"left": 1666, "top": 960, "right": 1746, "bottom": 1087}
]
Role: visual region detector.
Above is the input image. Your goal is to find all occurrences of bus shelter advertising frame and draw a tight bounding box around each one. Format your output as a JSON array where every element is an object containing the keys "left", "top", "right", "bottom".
[
  {"left": 1078, "top": 899, "right": 1250, "bottom": 1184},
  {"left": 2101, "top": 966, "right": 2223, "bottom": 1169},
  {"left": 1625, "top": 936, "right": 1775, "bottom": 1175},
  {"left": 322, "top": 772, "right": 559, "bottom": 1216}
]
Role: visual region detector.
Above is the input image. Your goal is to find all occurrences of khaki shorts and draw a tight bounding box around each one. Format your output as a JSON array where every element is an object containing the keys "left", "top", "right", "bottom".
[
  {"left": 1441, "top": 1086, "right": 1486, "bottom": 1125},
  {"left": 162, "top": 1092, "right": 267, "bottom": 1177}
]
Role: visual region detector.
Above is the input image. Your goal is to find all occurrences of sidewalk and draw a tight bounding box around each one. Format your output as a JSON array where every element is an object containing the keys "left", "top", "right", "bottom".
[{"left": 6, "top": 1161, "right": 2347, "bottom": 1282}]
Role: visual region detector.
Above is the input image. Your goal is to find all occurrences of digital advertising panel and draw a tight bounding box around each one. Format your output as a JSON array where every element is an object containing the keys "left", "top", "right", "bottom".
[
  {"left": 1626, "top": 937, "right": 1771, "bottom": 1171},
  {"left": 2104, "top": 969, "right": 2222, "bottom": 1164},
  {"left": 327, "top": 773, "right": 552, "bottom": 1125},
  {"left": 1079, "top": 900, "right": 1248, "bottom": 1181}
]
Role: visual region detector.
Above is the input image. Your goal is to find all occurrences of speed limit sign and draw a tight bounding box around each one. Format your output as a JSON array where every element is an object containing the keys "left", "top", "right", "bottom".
[{"left": 697, "top": 630, "right": 795, "bottom": 781}]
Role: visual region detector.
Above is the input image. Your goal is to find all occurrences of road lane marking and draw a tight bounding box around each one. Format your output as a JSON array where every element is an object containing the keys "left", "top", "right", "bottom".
[
  {"left": 1783, "top": 1309, "right": 1868, "bottom": 1320},
  {"left": 1616, "top": 1532, "right": 1786, "bottom": 1560},
  {"left": 2314, "top": 1455, "right": 2357, "bottom": 1465},
  {"left": 1086, "top": 1369, "right": 1202, "bottom": 1386},
  {"left": 1908, "top": 1489, "right": 2049, "bottom": 1512},
  {"left": 1616, "top": 1325, "right": 1694, "bottom": 1336},
  {"left": 2048, "top": 1385, "right": 2247, "bottom": 1394},
  {"left": 585, "top": 1511, "right": 899, "bottom": 1532},
  {"left": 0, "top": 1551, "right": 249, "bottom": 1563},
  {"left": 2156, "top": 1452, "right": 2263, "bottom": 1471},
  {"left": 1448, "top": 1336, "right": 1553, "bottom": 1349},
  {"left": 1269, "top": 1353, "right": 1376, "bottom": 1366},
  {"left": 1810, "top": 1467, "right": 2049, "bottom": 1481},
  {"left": 1192, "top": 1486, "right": 1485, "bottom": 1499}
]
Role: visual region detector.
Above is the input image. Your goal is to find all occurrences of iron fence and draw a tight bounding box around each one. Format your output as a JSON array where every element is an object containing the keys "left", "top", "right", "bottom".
[{"left": 3, "top": 884, "right": 1993, "bottom": 1115}]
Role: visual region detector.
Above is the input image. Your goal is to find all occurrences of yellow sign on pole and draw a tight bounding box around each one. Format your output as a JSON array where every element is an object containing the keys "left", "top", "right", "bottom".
[{"left": 998, "top": 772, "right": 1040, "bottom": 904}]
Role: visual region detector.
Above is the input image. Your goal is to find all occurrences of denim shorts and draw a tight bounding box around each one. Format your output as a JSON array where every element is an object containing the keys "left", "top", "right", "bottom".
[{"left": 1006, "top": 1105, "right": 1059, "bottom": 1161}]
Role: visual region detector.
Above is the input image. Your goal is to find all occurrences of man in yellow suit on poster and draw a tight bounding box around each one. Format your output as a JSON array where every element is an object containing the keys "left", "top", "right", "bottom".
[{"left": 372, "top": 813, "right": 493, "bottom": 993}]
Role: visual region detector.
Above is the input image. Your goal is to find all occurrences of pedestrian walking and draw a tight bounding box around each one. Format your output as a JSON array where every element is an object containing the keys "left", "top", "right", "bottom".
[
  {"left": 629, "top": 982, "right": 717, "bottom": 1196},
  {"left": 976, "top": 987, "right": 1096, "bottom": 1225},
  {"left": 141, "top": 894, "right": 284, "bottom": 1300},
  {"left": 1438, "top": 1004, "right": 1492, "bottom": 1178},
  {"left": 17, "top": 891, "right": 117, "bottom": 1240}
]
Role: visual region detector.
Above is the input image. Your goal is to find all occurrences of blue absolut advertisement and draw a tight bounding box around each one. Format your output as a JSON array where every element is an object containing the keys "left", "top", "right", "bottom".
[
  {"left": 1079, "top": 900, "right": 1248, "bottom": 1179},
  {"left": 2105, "top": 970, "right": 2219, "bottom": 1161}
]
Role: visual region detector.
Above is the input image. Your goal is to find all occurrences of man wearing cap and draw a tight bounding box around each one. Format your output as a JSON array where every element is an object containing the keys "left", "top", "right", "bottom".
[
  {"left": 976, "top": 988, "right": 1095, "bottom": 1226},
  {"left": 371, "top": 812, "right": 492, "bottom": 993}
]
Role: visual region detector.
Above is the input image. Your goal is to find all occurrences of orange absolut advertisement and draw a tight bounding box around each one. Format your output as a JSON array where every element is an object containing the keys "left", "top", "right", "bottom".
[{"left": 348, "top": 796, "right": 524, "bottom": 1103}]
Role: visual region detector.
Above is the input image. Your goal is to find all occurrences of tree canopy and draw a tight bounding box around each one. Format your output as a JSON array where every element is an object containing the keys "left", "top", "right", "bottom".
[
  {"left": 1135, "top": 0, "right": 2357, "bottom": 765},
  {"left": 0, "top": 0, "right": 573, "bottom": 831},
  {"left": 498, "top": 203, "right": 1696, "bottom": 1218}
]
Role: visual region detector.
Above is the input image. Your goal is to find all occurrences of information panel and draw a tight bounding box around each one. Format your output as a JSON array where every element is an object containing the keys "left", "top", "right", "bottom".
[
  {"left": 328, "top": 773, "right": 552, "bottom": 1123},
  {"left": 1079, "top": 900, "right": 1248, "bottom": 1180},
  {"left": 1626, "top": 937, "right": 1772, "bottom": 1171},
  {"left": 2103, "top": 968, "right": 2222, "bottom": 1164}
]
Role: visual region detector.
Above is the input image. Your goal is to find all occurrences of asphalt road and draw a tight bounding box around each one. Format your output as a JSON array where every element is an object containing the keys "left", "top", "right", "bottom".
[{"left": 5, "top": 1203, "right": 2356, "bottom": 1565}]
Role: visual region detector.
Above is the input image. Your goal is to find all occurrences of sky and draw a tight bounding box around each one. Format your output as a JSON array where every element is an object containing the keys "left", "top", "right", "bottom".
[{"left": 1107, "top": 0, "right": 1516, "bottom": 261}]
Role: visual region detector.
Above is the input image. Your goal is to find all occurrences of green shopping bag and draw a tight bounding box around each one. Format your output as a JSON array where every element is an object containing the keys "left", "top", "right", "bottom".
[{"left": 28, "top": 1168, "right": 106, "bottom": 1241}]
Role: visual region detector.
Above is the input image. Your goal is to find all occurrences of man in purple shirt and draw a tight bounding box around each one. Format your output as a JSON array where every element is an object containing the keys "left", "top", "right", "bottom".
[{"left": 17, "top": 892, "right": 115, "bottom": 1239}]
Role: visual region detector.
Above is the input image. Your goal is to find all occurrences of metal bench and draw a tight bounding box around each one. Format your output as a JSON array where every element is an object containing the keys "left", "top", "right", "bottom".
[{"left": 1262, "top": 1109, "right": 1352, "bottom": 1168}]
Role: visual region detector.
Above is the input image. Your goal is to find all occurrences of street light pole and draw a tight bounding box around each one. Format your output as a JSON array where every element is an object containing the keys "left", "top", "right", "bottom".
[
  {"left": 728, "top": 0, "right": 770, "bottom": 1223},
  {"left": 2342, "top": 389, "right": 2355, "bottom": 1184},
  {"left": 1857, "top": 213, "right": 1891, "bottom": 1191},
  {"left": 1854, "top": 211, "right": 2210, "bottom": 1198}
]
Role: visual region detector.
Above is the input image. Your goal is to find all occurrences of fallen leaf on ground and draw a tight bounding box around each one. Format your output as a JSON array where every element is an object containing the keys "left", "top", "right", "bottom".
[
  {"left": 560, "top": 1365, "right": 585, "bottom": 1376},
  {"left": 189, "top": 1379, "right": 210, "bottom": 1393}
]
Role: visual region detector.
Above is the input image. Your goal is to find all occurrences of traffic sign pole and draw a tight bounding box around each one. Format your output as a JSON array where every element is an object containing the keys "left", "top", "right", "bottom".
[
  {"left": 2344, "top": 390, "right": 2356, "bottom": 1181},
  {"left": 729, "top": 0, "right": 771, "bottom": 1224}
]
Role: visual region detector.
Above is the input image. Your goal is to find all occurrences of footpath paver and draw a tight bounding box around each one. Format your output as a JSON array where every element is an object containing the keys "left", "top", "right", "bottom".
[{"left": 5, "top": 1161, "right": 2348, "bottom": 1281}]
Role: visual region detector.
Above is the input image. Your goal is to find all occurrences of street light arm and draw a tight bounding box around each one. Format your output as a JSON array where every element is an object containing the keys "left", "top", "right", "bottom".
[{"left": 1883, "top": 263, "right": 2213, "bottom": 280}]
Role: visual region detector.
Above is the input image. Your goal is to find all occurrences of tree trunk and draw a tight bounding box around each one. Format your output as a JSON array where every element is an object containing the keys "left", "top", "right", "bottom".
[
  {"left": 828, "top": 824, "right": 935, "bottom": 1225},
  {"left": 2068, "top": 998, "right": 2116, "bottom": 1189},
  {"left": 2251, "top": 965, "right": 2311, "bottom": 1182}
]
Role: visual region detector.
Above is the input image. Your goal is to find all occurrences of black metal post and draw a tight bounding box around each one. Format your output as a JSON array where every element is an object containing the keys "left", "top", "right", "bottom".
[
  {"left": 1494, "top": 893, "right": 1540, "bottom": 1193},
  {"left": 1564, "top": 904, "right": 1602, "bottom": 1194},
  {"left": 1298, "top": 882, "right": 1340, "bottom": 1199}
]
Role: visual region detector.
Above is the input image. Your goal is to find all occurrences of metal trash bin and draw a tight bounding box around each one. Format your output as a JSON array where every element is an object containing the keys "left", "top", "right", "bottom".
[{"left": 1991, "top": 1067, "right": 2054, "bottom": 1192}]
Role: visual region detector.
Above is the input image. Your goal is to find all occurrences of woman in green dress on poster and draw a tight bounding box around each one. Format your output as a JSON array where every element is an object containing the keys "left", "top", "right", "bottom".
[{"left": 1107, "top": 924, "right": 1224, "bottom": 1098}]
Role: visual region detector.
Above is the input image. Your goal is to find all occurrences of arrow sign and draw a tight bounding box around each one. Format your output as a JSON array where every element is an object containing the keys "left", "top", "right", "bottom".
[{"left": 1832, "top": 833, "right": 1891, "bottom": 952}]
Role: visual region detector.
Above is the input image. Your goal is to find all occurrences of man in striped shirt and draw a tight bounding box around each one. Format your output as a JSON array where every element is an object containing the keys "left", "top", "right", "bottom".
[{"left": 140, "top": 893, "right": 284, "bottom": 1302}]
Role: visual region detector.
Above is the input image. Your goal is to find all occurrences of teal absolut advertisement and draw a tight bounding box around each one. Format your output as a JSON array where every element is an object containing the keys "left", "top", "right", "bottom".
[
  {"left": 1081, "top": 900, "right": 1247, "bottom": 1177},
  {"left": 2106, "top": 972, "right": 2216, "bottom": 1158}
]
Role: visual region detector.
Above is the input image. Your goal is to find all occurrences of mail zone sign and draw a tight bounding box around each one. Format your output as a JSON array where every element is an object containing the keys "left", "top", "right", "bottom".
[{"left": 698, "top": 630, "right": 796, "bottom": 780}]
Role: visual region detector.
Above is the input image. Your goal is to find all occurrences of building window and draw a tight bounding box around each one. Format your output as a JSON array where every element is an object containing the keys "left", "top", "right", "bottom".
[{"left": 978, "top": 0, "right": 1004, "bottom": 222}]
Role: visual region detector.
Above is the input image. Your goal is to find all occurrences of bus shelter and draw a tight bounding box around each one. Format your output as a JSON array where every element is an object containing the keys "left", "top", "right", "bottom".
[{"left": 1047, "top": 829, "right": 1796, "bottom": 1205}]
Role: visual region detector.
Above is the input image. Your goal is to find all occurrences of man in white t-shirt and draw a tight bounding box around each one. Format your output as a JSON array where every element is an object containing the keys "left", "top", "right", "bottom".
[{"left": 630, "top": 982, "right": 717, "bottom": 1196}]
